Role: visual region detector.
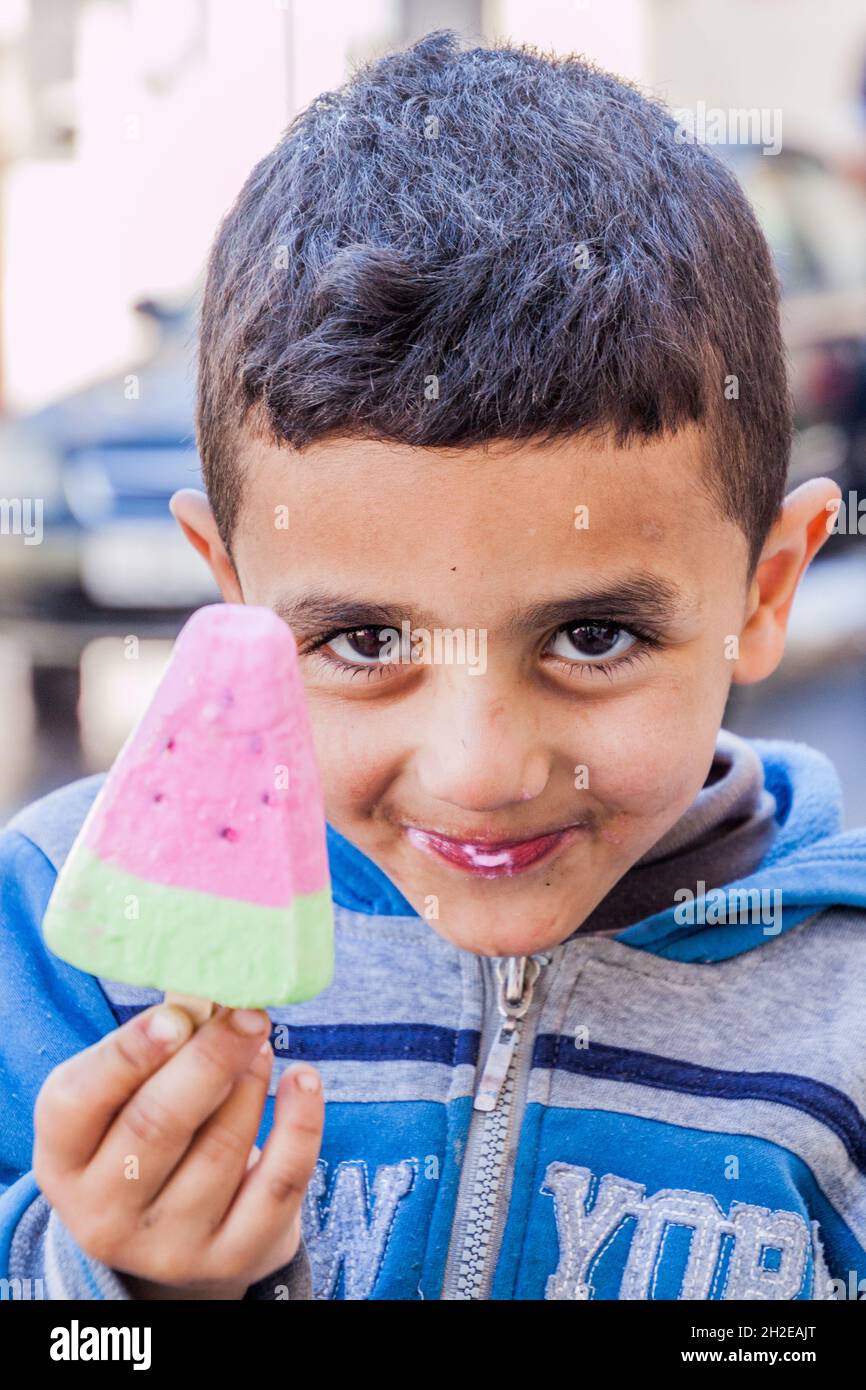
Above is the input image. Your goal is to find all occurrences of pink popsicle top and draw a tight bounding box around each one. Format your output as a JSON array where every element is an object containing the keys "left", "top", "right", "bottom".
[{"left": 85, "top": 604, "right": 330, "bottom": 906}]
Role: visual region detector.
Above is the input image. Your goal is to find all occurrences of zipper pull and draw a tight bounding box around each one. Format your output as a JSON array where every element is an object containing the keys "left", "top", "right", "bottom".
[
  {"left": 474, "top": 1018, "right": 519, "bottom": 1113},
  {"left": 474, "top": 956, "right": 542, "bottom": 1112}
]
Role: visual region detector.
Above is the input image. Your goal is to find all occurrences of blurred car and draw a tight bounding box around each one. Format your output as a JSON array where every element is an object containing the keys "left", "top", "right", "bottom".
[{"left": 0, "top": 295, "right": 218, "bottom": 674}]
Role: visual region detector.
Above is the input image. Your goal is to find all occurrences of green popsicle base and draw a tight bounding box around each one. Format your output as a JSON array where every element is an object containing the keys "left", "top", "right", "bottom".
[{"left": 43, "top": 846, "right": 334, "bottom": 1008}]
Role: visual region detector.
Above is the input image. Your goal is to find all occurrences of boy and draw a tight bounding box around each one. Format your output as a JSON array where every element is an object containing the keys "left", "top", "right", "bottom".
[{"left": 2, "top": 30, "right": 866, "bottom": 1301}]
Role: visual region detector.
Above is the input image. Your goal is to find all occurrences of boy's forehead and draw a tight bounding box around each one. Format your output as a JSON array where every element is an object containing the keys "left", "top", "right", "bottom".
[{"left": 233, "top": 425, "right": 744, "bottom": 610}]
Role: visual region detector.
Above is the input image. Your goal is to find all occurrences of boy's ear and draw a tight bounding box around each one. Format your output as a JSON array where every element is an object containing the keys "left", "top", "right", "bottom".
[
  {"left": 169, "top": 488, "right": 244, "bottom": 603},
  {"left": 733, "top": 476, "right": 841, "bottom": 685}
]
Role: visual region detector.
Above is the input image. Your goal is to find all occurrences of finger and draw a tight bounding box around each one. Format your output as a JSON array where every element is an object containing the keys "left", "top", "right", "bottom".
[
  {"left": 80, "top": 1007, "right": 272, "bottom": 1211},
  {"left": 150, "top": 1038, "right": 273, "bottom": 1230},
  {"left": 214, "top": 1064, "right": 324, "bottom": 1266},
  {"left": 33, "top": 1004, "right": 195, "bottom": 1181}
]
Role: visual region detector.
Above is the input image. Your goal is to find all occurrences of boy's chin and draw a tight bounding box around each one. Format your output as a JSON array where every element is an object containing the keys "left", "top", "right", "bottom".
[{"left": 430, "top": 900, "right": 582, "bottom": 958}]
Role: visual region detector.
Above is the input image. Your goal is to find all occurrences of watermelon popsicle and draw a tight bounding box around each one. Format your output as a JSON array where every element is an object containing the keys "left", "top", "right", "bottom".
[{"left": 43, "top": 604, "right": 334, "bottom": 1009}]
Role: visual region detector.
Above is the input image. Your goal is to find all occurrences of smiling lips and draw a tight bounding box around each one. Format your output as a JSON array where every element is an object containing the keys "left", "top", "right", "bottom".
[{"left": 405, "top": 824, "right": 581, "bottom": 878}]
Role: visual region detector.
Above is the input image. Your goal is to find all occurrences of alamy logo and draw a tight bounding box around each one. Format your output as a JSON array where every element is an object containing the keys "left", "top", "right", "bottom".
[
  {"left": 302, "top": 1158, "right": 415, "bottom": 1299},
  {"left": 0, "top": 496, "right": 43, "bottom": 544},
  {"left": 0, "top": 1276, "right": 44, "bottom": 1300},
  {"left": 542, "top": 1163, "right": 810, "bottom": 1301},
  {"left": 376, "top": 621, "right": 487, "bottom": 674},
  {"left": 671, "top": 103, "right": 782, "bottom": 156},
  {"left": 49, "top": 1320, "right": 151, "bottom": 1369},
  {"left": 673, "top": 881, "right": 782, "bottom": 934}
]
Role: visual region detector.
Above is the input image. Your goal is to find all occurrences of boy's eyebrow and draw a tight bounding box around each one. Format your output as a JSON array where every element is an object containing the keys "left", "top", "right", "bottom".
[
  {"left": 274, "top": 574, "right": 692, "bottom": 637},
  {"left": 507, "top": 576, "right": 695, "bottom": 634},
  {"left": 273, "top": 593, "right": 437, "bottom": 635}
]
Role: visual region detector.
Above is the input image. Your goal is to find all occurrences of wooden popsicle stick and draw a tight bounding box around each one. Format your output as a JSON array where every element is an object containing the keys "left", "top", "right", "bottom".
[{"left": 164, "top": 992, "right": 217, "bottom": 1028}]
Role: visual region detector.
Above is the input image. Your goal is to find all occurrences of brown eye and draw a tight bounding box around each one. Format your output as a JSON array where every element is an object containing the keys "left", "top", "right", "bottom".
[
  {"left": 346, "top": 628, "right": 385, "bottom": 659},
  {"left": 549, "top": 622, "right": 635, "bottom": 663},
  {"left": 567, "top": 623, "right": 620, "bottom": 656},
  {"left": 328, "top": 627, "right": 389, "bottom": 663}
]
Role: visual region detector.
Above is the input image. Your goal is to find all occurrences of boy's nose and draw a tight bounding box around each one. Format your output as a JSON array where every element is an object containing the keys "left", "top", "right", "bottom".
[{"left": 413, "top": 681, "right": 552, "bottom": 812}]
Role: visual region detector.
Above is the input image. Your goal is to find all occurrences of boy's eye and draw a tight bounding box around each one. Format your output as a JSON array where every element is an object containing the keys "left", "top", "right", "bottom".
[
  {"left": 326, "top": 627, "right": 390, "bottom": 664},
  {"left": 548, "top": 622, "right": 636, "bottom": 664},
  {"left": 308, "top": 619, "right": 654, "bottom": 683}
]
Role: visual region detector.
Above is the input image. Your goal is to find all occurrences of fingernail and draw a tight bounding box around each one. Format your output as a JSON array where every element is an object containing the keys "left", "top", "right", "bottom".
[
  {"left": 259, "top": 1038, "right": 272, "bottom": 1056},
  {"left": 293, "top": 1067, "right": 320, "bottom": 1094},
  {"left": 147, "top": 1007, "right": 188, "bottom": 1044},
  {"left": 229, "top": 1009, "right": 270, "bottom": 1036}
]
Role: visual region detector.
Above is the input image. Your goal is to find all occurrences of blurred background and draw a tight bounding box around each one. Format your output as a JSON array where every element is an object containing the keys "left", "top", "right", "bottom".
[{"left": 2, "top": 0, "right": 866, "bottom": 823}]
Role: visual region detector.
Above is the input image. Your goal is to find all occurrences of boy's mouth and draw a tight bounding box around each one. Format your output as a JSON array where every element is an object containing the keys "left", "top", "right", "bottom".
[{"left": 404, "top": 823, "right": 584, "bottom": 878}]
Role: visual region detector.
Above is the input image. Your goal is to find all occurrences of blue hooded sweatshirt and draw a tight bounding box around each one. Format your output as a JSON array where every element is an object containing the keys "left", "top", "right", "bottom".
[{"left": 2, "top": 733, "right": 866, "bottom": 1301}]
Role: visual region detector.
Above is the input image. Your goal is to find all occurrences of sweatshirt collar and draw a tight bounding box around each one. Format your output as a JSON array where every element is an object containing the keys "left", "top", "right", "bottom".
[{"left": 327, "top": 823, "right": 418, "bottom": 916}]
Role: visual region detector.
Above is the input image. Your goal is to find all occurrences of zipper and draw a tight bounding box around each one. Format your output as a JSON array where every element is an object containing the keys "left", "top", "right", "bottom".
[
  {"left": 441, "top": 951, "right": 551, "bottom": 1300},
  {"left": 474, "top": 955, "right": 540, "bottom": 1111}
]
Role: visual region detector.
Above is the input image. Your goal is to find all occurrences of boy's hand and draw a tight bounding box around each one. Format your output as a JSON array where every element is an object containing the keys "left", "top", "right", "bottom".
[{"left": 33, "top": 1003, "right": 323, "bottom": 1300}]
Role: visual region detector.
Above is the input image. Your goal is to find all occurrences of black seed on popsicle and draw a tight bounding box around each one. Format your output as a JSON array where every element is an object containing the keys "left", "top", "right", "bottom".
[
  {"left": 152, "top": 792, "right": 164, "bottom": 802},
  {"left": 220, "top": 827, "right": 239, "bottom": 841},
  {"left": 164, "top": 738, "right": 176, "bottom": 752}
]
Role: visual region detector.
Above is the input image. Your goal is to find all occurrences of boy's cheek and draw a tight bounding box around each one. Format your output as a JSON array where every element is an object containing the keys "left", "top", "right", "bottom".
[
  {"left": 592, "top": 745, "right": 710, "bottom": 824},
  {"left": 305, "top": 701, "right": 389, "bottom": 810},
  {"left": 320, "top": 756, "right": 387, "bottom": 822},
  {"left": 572, "top": 693, "right": 721, "bottom": 823}
]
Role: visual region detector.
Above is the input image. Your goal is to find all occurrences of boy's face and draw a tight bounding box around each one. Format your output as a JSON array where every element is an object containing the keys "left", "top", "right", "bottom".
[{"left": 175, "top": 427, "right": 829, "bottom": 957}]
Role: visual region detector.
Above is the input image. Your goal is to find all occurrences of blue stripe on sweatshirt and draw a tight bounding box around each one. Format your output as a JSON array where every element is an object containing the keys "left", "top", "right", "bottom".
[
  {"left": 106, "top": 1003, "right": 866, "bottom": 1177},
  {"left": 109, "top": 1007, "right": 481, "bottom": 1067},
  {"left": 534, "top": 1035, "right": 866, "bottom": 1174}
]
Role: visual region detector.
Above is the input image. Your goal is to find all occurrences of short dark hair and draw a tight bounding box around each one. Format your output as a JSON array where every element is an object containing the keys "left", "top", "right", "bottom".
[{"left": 197, "top": 29, "right": 791, "bottom": 571}]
